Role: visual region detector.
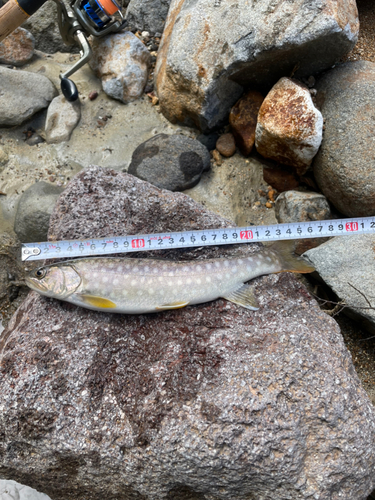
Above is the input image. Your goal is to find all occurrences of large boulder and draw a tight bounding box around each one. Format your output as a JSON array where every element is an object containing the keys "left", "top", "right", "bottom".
[
  {"left": 155, "top": 0, "right": 358, "bottom": 131},
  {"left": 1, "top": 166, "right": 374, "bottom": 500},
  {"left": 313, "top": 61, "right": 375, "bottom": 217}
]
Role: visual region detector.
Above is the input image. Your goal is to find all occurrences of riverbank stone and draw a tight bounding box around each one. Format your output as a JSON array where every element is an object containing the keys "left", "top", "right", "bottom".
[
  {"left": 0, "top": 166, "right": 374, "bottom": 500},
  {"left": 128, "top": 133, "right": 210, "bottom": 191}
]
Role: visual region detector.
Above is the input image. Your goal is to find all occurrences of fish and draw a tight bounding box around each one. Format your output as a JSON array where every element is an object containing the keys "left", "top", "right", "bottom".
[{"left": 25, "top": 240, "right": 314, "bottom": 314}]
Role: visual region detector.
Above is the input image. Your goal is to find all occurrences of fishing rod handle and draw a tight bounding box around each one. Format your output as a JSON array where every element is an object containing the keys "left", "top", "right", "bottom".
[{"left": 0, "top": 0, "right": 47, "bottom": 42}]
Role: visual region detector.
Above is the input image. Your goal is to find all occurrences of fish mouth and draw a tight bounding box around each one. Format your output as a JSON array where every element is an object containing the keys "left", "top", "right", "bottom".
[{"left": 25, "top": 276, "right": 48, "bottom": 293}]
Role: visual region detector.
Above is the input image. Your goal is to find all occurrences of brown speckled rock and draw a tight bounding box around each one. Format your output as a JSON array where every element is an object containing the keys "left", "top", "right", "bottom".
[
  {"left": 215, "top": 133, "right": 236, "bottom": 157},
  {"left": 1, "top": 166, "right": 374, "bottom": 500},
  {"left": 0, "top": 28, "right": 35, "bottom": 66},
  {"left": 255, "top": 78, "right": 323, "bottom": 175}
]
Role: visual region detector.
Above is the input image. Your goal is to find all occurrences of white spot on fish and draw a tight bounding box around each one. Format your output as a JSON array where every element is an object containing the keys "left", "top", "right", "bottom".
[
  {"left": 266, "top": 256, "right": 272, "bottom": 262},
  {"left": 122, "top": 290, "right": 128, "bottom": 297},
  {"left": 113, "top": 278, "right": 119, "bottom": 285},
  {"left": 226, "top": 273, "right": 230, "bottom": 279},
  {"left": 158, "top": 277, "right": 163, "bottom": 282},
  {"left": 168, "top": 271, "right": 174, "bottom": 277},
  {"left": 224, "top": 261, "right": 229, "bottom": 267},
  {"left": 133, "top": 267, "right": 139, "bottom": 272},
  {"left": 206, "top": 263, "right": 212, "bottom": 270},
  {"left": 117, "top": 266, "right": 123, "bottom": 273},
  {"left": 144, "top": 266, "right": 149, "bottom": 272},
  {"left": 231, "top": 267, "right": 237, "bottom": 273},
  {"left": 149, "top": 288, "right": 154, "bottom": 295},
  {"left": 215, "top": 262, "right": 220, "bottom": 268},
  {"left": 140, "top": 277, "right": 146, "bottom": 284},
  {"left": 102, "top": 276, "right": 108, "bottom": 283},
  {"left": 163, "top": 264, "right": 168, "bottom": 269},
  {"left": 196, "top": 278, "right": 201, "bottom": 284},
  {"left": 187, "top": 278, "right": 192, "bottom": 284},
  {"left": 93, "top": 272, "right": 98, "bottom": 278},
  {"left": 206, "top": 276, "right": 211, "bottom": 283},
  {"left": 238, "top": 259, "right": 243, "bottom": 264},
  {"left": 125, "top": 264, "right": 131, "bottom": 270},
  {"left": 131, "top": 280, "right": 136, "bottom": 286},
  {"left": 178, "top": 280, "right": 183, "bottom": 285},
  {"left": 247, "top": 257, "right": 253, "bottom": 262},
  {"left": 196, "top": 265, "right": 202, "bottom": 271}
]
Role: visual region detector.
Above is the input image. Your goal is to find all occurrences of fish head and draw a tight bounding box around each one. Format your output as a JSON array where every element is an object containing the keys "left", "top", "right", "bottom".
[{"left": 26, "top": 263, "right": 81, "bottom": 299}]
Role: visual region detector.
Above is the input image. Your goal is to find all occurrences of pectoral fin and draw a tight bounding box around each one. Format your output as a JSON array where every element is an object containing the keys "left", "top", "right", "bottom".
[
  {"left": 223, "top": 284, "right": 259, "bottom": 310},
  {"left": 156, "top": 301, "right": 190, "bottom": 311},
  {"left": 78, "top": 294, "right": 117, "bottom": 309}
]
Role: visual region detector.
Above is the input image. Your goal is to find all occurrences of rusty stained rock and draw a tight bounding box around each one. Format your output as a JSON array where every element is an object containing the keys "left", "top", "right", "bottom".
[
  {"left": 0, "top": 28, "right": 35, "bottom": 66},
  {"left": 0, "top": 167, "right": 375, "bottom": 500},
  {"left": 255, "top": 78, "right": 323, "bottom": 175},
  {"left": 229, "top": 90, "right": 264, "bottom": 156}
]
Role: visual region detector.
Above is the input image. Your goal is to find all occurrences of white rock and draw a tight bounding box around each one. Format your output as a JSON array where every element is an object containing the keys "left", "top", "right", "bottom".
[
  {"left": 45, "top": 94, "right": 81, "bottom": 144},
  {"left": 89, "top": 32, "right": 151, "bottom": 103},
  {"left": 0, "top": 480, "right": 52, "bottom": 500},
  {"left": 255, "top": 78, "right": 323, "bottom": 175}
]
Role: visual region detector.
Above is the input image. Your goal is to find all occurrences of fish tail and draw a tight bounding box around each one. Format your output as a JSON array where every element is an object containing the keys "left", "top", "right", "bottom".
[{"left": 271, "top": 240, "right": 315, "bottom": 274}]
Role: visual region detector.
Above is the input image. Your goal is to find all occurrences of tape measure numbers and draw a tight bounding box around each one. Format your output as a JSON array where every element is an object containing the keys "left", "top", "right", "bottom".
[{"left": 21, "top": 216, "right": 375, "bottom": 261}]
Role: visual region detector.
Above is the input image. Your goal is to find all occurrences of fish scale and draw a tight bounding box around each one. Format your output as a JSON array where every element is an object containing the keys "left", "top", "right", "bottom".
[{"left": 25, "top": 241, "right": 315, "bottom": 314}]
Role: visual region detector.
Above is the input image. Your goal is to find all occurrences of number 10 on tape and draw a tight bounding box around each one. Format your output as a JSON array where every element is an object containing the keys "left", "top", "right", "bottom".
[{"left": 21, "top": 216, "right": 375, "bottom": 261}]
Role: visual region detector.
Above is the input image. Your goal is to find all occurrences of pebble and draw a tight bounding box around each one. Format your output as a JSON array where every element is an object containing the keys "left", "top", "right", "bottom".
[{"left": 216, "top": 133, "right": 236, "bottom": 157}]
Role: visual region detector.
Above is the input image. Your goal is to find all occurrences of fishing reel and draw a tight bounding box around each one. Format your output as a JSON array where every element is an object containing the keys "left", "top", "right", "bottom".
[{"left": 54, "top": 0, "right": 126, "bottom": 101}]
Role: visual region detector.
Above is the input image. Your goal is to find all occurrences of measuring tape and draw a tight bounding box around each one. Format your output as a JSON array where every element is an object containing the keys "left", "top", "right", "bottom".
[{"left": 21, "top": 216, "right": 375, "bottom": 261}]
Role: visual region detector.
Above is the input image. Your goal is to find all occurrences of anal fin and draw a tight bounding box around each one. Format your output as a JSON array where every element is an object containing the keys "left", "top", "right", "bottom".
[
  {"left": 156, "top": 301, "right": 190, "bottom": 311},
  {"left": 78, "top": 294, "right": 117, "bottom": 309},
  {"left": 223, "top": 284, "right": 259, "bottom": 311}
]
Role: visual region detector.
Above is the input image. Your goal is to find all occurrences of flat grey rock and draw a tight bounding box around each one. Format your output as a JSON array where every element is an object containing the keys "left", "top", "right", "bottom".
[
  {"left": 304, "top": 234, "right": 375, "bottom": 334},
  {"left": 0, "top": 66, "right": 56, "bottom": 127},
  {"left": 1, "top": 167, "right": 374, "bottom": 500},
  {"left": 313, "top": 61, "right": 375, "bottom": 217},
  {"left": 128, "top": 133, "right": 210, "bottom": 191}
]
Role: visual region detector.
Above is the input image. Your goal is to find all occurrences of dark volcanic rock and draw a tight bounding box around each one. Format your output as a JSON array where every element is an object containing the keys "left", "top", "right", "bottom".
[
  {"left": 1, "top": 166, "right": 375, "bottom": 500},
  {"left": 128, "top": 133, "right": 211, "bottom": 191}
]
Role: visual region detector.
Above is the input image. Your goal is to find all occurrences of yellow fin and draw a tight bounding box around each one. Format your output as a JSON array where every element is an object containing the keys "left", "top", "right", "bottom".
[
  {"left": 271, "top": 240, "right": 315, "bottom": 274},
  {"left": 156, "top": 301, "right": 190, "bottom": 310},
  {"left": 223, "top": 284, "right": 259, "bottom": 311},
  {"left": 79, "top": 294, "right": 117, "bottom": 309}
]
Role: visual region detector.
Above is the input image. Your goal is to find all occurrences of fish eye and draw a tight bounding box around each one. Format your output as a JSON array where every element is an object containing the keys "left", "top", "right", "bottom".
[{"left": 34, "top": 268, "right": 46, "bottom": 280}]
